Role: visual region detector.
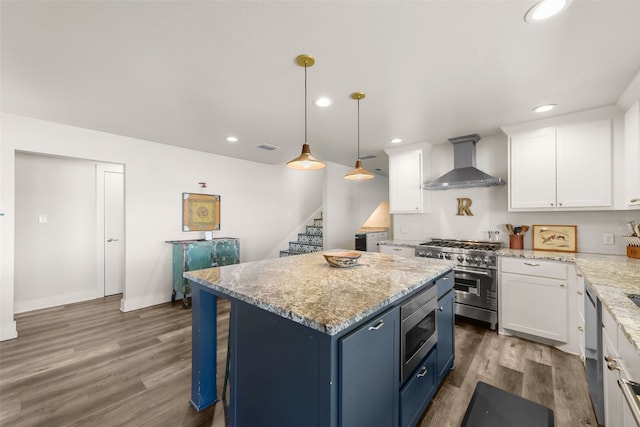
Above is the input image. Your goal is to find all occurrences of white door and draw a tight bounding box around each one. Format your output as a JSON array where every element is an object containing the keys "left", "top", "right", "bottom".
[{"left": 104, "top": 171, "right": 124, "bottom": 296}]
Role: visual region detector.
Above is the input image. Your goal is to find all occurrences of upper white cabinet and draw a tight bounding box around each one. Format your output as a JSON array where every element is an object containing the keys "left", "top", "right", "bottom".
[
  {"left": 624, "top": 100, "right": 640, "bottom": 209},
  {"left": 508, "top": 119, "right": 612, "bottom": 211},
  {"left": 388, "top": 149, "right": 423, "bottom": 213}
]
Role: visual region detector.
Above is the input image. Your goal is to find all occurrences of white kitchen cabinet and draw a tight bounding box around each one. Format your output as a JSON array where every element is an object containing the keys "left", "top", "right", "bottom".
[
  {"left": 602, "top": 309, "right": 622, "bottom": 427},
  {"left": 499, "top": 257, "right": 568, "bottom": 343},
  {"left": 366, "top": 232, "right": 388, "bottom": 252},
  {"left": 624, "top": 99, "right": 640, "bottom": 209},
  {"left": 602, "top": 303, "right": 640, "bottom": 427},
  {"left": 509, "top": 128, "right": 557, "bottom": 210},
  {"left": 508, "top": 119, "right": 612, "bottom": 211},
  {"left": 577, "top": 274, "right": 586, "bottom": 365},
  {"left": 379, "top": 244, "right": 415, "bottom": 258},
  {"left": 388, "top": 149, "right": 423, "bottom": 213}
]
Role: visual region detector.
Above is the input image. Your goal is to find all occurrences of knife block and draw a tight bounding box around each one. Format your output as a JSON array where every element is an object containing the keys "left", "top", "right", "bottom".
[{"left": 627, "top": 246, "right": 640, "bottom": 259}]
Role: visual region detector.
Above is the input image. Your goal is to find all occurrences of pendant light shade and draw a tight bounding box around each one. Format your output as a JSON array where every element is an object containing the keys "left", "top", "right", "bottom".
[
  {"left": 344, "top": 92, "right": 374, "bottom": 180},
  {"left": 287, "top": 54, "right": 325, "bottom": 170}
]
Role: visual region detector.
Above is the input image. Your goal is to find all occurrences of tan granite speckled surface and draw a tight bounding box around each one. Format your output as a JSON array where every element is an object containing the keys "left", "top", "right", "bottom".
[
  {"left": 498, "top": 249, "right": 640, "bottom": 354},
  {"left": 184, "top": 250, "right": 455, "bottom": 336}
]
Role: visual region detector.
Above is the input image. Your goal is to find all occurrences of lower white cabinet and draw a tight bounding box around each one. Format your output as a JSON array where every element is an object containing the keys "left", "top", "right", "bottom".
[
  {"left": 602, "top": 305, "right": 640, "bottom": 427},
  {"left": 577, "top": 274, "right": 586, "bottom": 365},
  {"left": 379, "top": 244, "right": 415, "bottom": 258},
  {"left": 602, "top": 307, "right": 622, "bottom": 427},
  {"left": 499, "top": 257, "right": 569, "bottom": 343}
]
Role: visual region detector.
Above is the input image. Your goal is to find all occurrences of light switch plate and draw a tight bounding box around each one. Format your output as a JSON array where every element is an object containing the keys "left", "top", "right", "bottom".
[
  {"left": 38, "top": 214, "right": 48, "bottom": 224},
  {"left": 602, "top": 232, "right": 614, "bottom": 245}
]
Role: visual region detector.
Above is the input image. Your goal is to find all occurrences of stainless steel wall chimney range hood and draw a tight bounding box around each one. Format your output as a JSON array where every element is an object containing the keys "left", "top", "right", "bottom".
[{"left": 422, "top": 134, "right": 505, "bottom": 190}]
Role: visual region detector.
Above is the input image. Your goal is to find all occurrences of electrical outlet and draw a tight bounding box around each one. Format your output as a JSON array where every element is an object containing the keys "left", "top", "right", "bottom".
[
  {"left": 602, "top": 232, "right": 614, "bottom": 245},
  {"left": 38, "top": 214, "right": 48, "bottom": 224}
]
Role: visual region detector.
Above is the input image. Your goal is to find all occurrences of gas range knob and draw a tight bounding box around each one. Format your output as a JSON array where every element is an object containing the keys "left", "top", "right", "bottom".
[
  {"left": 483, "top": 256, "right": 492, "bottom": 265},
  {"left": 437, "top": 253, "right": 444, "bottom": 259},
  {"left": 465, "top": 256, "right": 472, "bottom": 263},
  {"left": 473, "top": 256, "right": 482, "bottom": 264},
  {"left": 444, "top": 253, "right": 452, "bottom": 260},
  {"left": 456, "top": 255, "right": 464, "bottom": 262}
]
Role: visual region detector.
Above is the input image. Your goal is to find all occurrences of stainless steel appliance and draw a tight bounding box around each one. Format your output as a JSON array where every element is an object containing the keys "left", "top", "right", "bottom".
[
  {"left": 585, "top": 282, "right": 605, "bottom": 425},
  {"left": 415, "top": 239, "right": 501, "bottom": 330},
  {"left": 400, "top": 284, "right": 438, "bottom": 382}
]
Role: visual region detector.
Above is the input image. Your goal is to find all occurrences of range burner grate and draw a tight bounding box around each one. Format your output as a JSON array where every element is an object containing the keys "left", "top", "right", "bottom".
[{"left": 422, "top": 239, "right": 502, "bottom": 252}]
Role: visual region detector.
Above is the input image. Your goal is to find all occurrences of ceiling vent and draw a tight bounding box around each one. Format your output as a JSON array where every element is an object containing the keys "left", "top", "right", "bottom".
[{"left": 257, "top": 143, "right": 280, "bottom": 151}]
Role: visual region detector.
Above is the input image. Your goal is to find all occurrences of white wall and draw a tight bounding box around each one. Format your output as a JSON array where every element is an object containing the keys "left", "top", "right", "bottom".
[
  {"left": 14, "top": 153, "right": 108, "bottom": 313},
  {"left": 392, "top": 119, "right": 636, "bottom": 255},
  {"left": 1, "top": 113, "right": 325, "bottom": 340},
  {"left": 323, "top": 162, "right": 389, "bottom": 250}
]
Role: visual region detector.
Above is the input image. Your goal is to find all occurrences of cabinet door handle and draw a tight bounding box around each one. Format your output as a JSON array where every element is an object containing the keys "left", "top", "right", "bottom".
[
  {"left": 106, "top": 238, "right": 120, "bottom": 242},
  {"left": 577, "top": 291, "right": 583, "bottom": 295},
  {"left": 578, "top": 326, "right": 584, "bottom": 332},
  {"left": 559, "top": 202, "right": 563, "bottom": 207},
  {"left": 417, "top": 367, "right": 428, "bottom": 378},
  {"left": 437, "top": 306, "right": 444, "bottom": 312},
  {"left": 523, "top": 262, "right": 540, "bottom": 267},
  {"left": 559, "top": 283, "right": 565, "bottom": 287},
  {"left": 393, "top": 248, "right": 402, "bottom": 251},
  {"left": 368, "top": 320, "right": 384, "bottom": 331},
  {"left": 631, "top": 198, "right": 639, "bottom": 203},
  {"left": 550, "top": 202, "right": 555, "bottom": 207}
]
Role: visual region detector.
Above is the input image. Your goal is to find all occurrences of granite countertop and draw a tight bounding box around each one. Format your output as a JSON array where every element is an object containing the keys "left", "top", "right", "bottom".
[
  {"left": 184, "top": 251, "right": 455, "bottom": 336},
  {"left": 498, "top": 249, "right": 640, "bottom": 354},
  {"left": 378, "top": 239, "right": 425, "bottom": 248}
]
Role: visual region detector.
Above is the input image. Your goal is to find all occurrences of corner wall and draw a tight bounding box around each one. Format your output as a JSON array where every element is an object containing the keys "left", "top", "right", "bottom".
[{"left": 0, "top": 113, "right": 323, "bottom": 340}]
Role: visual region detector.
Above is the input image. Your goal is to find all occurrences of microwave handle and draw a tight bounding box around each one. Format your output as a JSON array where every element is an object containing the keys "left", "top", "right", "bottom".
[{"left": 618, "top": 378, "right": 640, "bottom": 425}]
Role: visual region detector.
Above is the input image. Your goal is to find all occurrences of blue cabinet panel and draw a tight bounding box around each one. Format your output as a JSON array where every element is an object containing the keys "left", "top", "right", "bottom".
[
  {"left": 436, "top": 280, "right": 455, "bottom": 381},
  {"left": 340, "top": 307, "right": 399, "bottom": 427},
  {"left": 400, "top": 350, "right": 437, "bottom": 427}
]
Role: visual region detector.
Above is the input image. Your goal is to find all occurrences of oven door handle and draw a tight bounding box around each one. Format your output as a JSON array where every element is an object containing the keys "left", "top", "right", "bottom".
[
  {"left": 456, "top": 267, "right": 492, "bottom": 277},
  {"left": 618, "top": 378, "right": 640, "bottom": 425}
]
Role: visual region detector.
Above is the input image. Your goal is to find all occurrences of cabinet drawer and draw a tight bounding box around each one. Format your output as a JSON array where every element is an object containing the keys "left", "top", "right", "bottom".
[
  {"left": 400, "top": 350, "right": 436, "bottom": 427},
  {"left": 379, "top": 244, "right": 415, "bottom": 258},
  {"left": 501, "top": 257, "right": 567, "bottom": 279}
]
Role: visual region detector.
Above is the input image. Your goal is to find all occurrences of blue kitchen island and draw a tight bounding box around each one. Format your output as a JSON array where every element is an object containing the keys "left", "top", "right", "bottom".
[{"left": 184, "top": 251, "right": 455, "bottom": 427}]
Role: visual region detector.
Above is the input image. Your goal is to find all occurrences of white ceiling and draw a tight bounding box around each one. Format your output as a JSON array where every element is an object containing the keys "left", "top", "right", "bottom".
[{"left": 2, "top": 1, "right": 640, "bottom": 175}]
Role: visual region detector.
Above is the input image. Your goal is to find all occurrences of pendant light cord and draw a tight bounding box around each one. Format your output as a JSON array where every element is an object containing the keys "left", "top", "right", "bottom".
[
  {"left": 304, "top": 62, "right": 308, "bottom": 144},
  {"left": 357, "top": 98, "right": 360, "bottom": 160}
]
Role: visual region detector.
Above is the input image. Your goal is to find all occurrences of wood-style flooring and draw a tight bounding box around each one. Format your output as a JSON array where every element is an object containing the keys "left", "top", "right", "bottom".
[{"left": 0, "top": 296, "right": 597, "bottom": 427}]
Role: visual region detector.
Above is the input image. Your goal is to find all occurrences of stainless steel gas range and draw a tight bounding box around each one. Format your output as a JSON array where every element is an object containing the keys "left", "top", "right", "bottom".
[{"left": 415, "top": 239, "right": 502, "bottom": 330}]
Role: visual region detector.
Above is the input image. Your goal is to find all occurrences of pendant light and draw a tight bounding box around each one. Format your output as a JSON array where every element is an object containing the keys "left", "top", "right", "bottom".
[
  {"left": 344, "top": 92, "right": 374, "bottom": 180},
  {"left": 287, "top": 54, "right": 325, "bottom": 170}
]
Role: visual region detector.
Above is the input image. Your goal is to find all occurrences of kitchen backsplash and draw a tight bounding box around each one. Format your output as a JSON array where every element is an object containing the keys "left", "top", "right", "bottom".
[{"left": 392, "top": 186, "right": 636, "bottom": 255}]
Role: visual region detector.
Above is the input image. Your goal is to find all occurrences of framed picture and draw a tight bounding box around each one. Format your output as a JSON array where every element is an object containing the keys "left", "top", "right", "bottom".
[
  {"left": 532, "top": 225, "right": 577, "bottom": 252},
  {"left": 182, "top": 193, "right": 220, "bottom": 231}
]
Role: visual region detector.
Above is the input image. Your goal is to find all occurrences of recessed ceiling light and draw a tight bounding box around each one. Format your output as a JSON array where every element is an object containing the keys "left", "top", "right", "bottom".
[
  {"left": 533, "top": 104, "right": 557, "bottom": 113},
  {"left": 390, "top": 138, "right": 403, "bottom": 144},
  {"left": 313, "top": 97, "right": 333, "bottom": 107},
  {"left": 226, "top": 136, "right": 238, "bottom": 143},
  {"left": 525, "top": 0, "right": 571, "bottom": 23}
]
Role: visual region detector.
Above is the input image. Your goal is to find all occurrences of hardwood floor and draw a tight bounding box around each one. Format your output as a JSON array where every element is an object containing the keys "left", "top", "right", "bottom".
[{"left": 0, "top": 297, "right": 597, "bottom": 427}]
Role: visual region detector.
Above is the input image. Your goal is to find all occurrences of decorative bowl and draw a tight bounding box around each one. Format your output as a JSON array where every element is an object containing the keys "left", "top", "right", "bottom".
[{"left": 323, "top": 251, "right": 362, "bottom": 268}]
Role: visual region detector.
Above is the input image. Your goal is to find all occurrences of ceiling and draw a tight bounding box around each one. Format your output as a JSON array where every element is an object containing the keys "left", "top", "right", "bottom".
[{"left": 2, "top": 1, "right": 640, "bottom": 175}]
